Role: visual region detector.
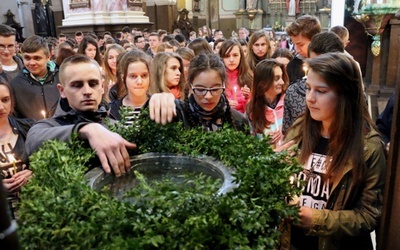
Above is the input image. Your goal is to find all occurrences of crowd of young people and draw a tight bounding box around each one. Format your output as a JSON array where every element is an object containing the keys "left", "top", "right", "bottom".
[{"left": 0, "top": 17, "right": 388, "bottom": 249}]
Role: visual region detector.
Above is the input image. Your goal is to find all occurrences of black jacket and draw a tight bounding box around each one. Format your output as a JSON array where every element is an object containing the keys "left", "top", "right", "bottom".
[
  {"left": 7, "top": 116, "right": 35, "bottom": 164},
  {"left": 10, "top": 64, "right": 60, "bottom": 120}
]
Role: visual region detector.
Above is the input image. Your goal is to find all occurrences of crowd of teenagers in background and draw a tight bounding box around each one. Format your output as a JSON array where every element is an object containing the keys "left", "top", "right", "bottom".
[{"left": 0, "top": 14, "right": 389, "bottom": 249}]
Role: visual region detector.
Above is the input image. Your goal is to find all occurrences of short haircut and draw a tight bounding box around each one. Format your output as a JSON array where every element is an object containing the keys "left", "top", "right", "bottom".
[
  {"left": 75, "top": 31, "right": 83, "bottom": 37},
  {"left": 21, "top": 35, "right": 50, "bottom": 55},
  {"left": 330, "top": 25, "right": 349, "bottom": 40},
  {"left": 158, "top": 29, "right": 167, "bottom": 37},
  {"left": 122, "top": 26, "right": 131, "bottom": 33},
  {"left": 59, "top": 54, "right": 100, "bottom": 85},
  {"left": 308, "top": 31, "right": 344, "bottom": 56},
  {"left": 286, "top": 15, "right": 321, "bottom": 40},
  {"left": 0, "top": 24, "right": 16, "bottom": 37},
  {"left": 115, "top": 32, "right": 122, "bottom": 39},
  {"left": 149, "top": 32, "right": 160, "bottom": 40},
  {"left": 58, "top": 33, "right": 67, "bottom": 39},
  {"left": 134, "top": 35, "right": 144, "bottom": 43},
  {"left": 175, "top": 34, "right": 186, "bottom": 43},
  {"left": 162, "top": 34, "right": 175, "bottom": 43},
  {"left": 214, "top": 29, "right": 222, "bottom": 35}
]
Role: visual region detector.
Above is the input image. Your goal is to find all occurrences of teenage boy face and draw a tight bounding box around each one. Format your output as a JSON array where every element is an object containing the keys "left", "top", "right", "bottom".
[
  {"left": 22, "top": 49, "right": 50, "bottom": 78},
  {"left": 58, "top": 62, "right": 104, "bottom": 112},
  {"left": 0, "top": 35, "right": 16, "bottom": 63},
  {"left": 291, "top": 34, "right": 311, "bottom": 58}
]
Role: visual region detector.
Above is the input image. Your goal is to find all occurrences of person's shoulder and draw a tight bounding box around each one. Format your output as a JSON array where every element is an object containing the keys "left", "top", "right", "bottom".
[
  {"left": 230, "top": 108, "right": 250, "bottom": 131},
  {"left": 284, "top": 116, "right": 304, "bottom": 140},
  {"left": 9, "top": 71, "right": 26, "bottom": 85},
  {"left": 364, "top": 129, "right": 385, "bottom": 149},
  {"left": 9, "top": 116, "right": 36, "bottom": 135}
]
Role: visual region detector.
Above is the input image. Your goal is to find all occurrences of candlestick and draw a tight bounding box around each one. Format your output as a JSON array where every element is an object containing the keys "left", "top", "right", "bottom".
[
  {"left": 233, "top": 86, "right": 237, "bottom": 101},
  {"left": 41, "top": 110, "right": 46, "bottom": 119}
]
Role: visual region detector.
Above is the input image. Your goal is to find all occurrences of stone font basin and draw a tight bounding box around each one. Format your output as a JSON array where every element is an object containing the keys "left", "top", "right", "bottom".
[{"left": 85, "top": 153, "right": 237, "bottom": 202}]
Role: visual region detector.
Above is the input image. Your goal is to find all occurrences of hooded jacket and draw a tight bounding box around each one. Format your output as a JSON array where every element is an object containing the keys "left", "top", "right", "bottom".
[
  {"left": 25, "top": 98, "right": 109, "bottom": 157},
  {"left": 10, "top": 61, "right": 60, "bottom": 120}
]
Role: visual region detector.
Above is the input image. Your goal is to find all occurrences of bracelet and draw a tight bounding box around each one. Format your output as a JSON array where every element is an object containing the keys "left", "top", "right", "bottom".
[{"left": 0, "top": 220, "right": 18, "bottom": 240}]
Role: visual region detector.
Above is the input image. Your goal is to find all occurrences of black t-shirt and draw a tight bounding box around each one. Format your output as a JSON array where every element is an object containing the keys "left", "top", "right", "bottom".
[{"left": 291, "top": 137, "right": 330, "bottom": 250}]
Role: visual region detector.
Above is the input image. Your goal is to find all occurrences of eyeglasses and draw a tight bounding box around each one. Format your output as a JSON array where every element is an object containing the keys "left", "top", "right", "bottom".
[
  {"left": 0, "top": 44, "right": 15, "bottom": 52},
  {"left": 192, "top": 87, "right": 225, "bottom": 96}
]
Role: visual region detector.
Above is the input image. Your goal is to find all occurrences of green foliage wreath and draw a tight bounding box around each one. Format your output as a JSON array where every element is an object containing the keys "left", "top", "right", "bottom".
[{"left": 18, "top": 109, "right": 302, "bottom": 249}]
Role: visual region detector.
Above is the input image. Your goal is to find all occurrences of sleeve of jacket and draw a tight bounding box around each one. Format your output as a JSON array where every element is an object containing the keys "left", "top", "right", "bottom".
[
  {"left": 307, "top": 136, "right": 386, "bottom": 237},
  {"left": 376, "top": 95, "right": 394, "bottom": 144},
  {"left": 25, "top": 120, "right": 88, "bottom": 156}
]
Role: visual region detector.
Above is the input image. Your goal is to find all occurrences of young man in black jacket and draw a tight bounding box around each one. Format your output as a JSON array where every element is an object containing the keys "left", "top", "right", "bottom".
[
  {"left": 10, "top": 35, "right": 60, "bottom": 120},
  {"left": 26, "top": 55, "right": 136, "bottom": 177}
]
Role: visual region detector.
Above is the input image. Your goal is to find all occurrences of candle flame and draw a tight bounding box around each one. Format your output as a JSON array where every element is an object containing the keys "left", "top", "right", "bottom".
[
  {"left": 8, "top": 154, "right": 16, "bottom": 162},
  {"left": 41, "top": 110, "right": 46, "bottom": 119}
]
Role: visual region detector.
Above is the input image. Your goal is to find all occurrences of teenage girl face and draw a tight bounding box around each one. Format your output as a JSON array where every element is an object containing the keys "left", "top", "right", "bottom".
[
  {"left": 305, "top": 68, "right": 338, "bottom": 131},
  {"left": 85, "top": 43, "right": 97, "bottom": 59},
  {"left": 214, "top": 42, "right": 223, "bottom": 55},
  {"left": 252, "top": 36, "right": 268, "bottom": 58},
  {"left": 264, "top": 66, "right": 284, "bottom": 100},
  {"left": 191, "top": 69, "right": 224, "bottom": 111},
  {"left": 107, "top": 49, "right": 119, "bottom": 73},
  {"left": 241, "top": 45, "right": 248, "bottom": 57},
  {"left": 182, "top": 58, "right": 190, "bottom": 80},
  {"left": 222, "top": 45, "right": 241, "bottom": 72},
  {"left": 0, "top": 85, "right": 11, "bottom": 119},
  {"left": 125, "top": 61, "right": 150, "bottom": 98},
  {"left": 165, "top": 57, "right": 181, "bottom": 88}
]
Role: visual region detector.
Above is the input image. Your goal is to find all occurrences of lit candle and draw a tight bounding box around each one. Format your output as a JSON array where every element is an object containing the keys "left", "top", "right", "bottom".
[
  {"left": 289, "top": 175, "right": 295, "bottom": 185},
  {"left": 41, "top": 110, "right": 46, "bottom": 119},
  {"left": 8, "top": 154, "right": 17, "bottom": 174},
  {"left": 302, "top": 65, "right": 308, "bottom": 78},
  {"left": 233, "top": 86, "right": 237, "bottom": 101}
]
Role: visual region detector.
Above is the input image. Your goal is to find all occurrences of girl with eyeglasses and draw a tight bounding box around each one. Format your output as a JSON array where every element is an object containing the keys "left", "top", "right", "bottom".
[
  {"left": 246, "top": 59, "right": 288, "bottom": 147},
  {"left": 149, "top": 53, "right": 249, "bottom": 132}
]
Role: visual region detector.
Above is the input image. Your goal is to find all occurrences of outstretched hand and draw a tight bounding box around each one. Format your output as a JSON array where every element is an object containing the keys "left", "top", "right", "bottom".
[
  {"left": 79, "top": 123, "right": 136, "bottom": 177},
  {"left": 149, "top": 93, "right": 176, "bottom": 125}
]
